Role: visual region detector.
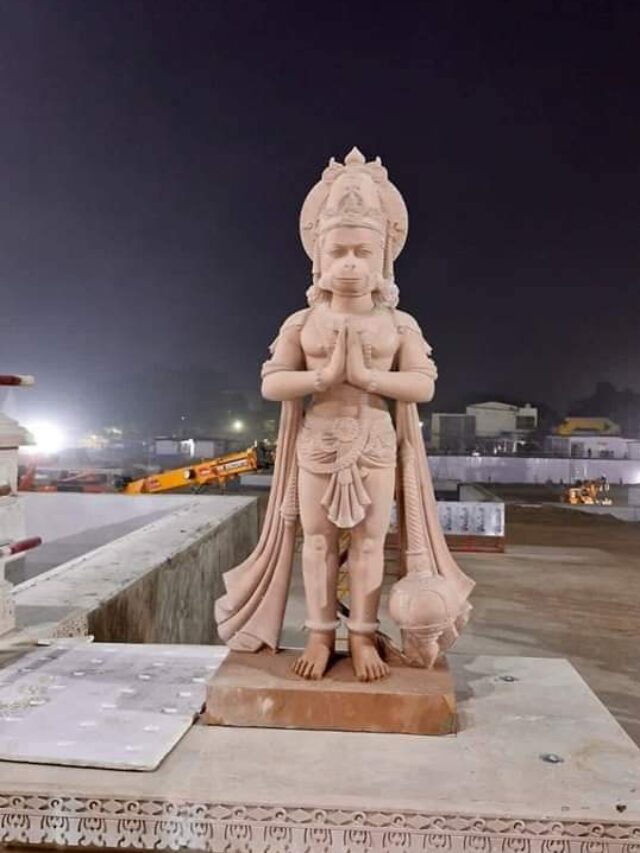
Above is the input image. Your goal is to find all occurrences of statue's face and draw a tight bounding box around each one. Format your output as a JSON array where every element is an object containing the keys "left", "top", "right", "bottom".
[{"left": 319, "top": 226, "right": 383, "bottom": 297}]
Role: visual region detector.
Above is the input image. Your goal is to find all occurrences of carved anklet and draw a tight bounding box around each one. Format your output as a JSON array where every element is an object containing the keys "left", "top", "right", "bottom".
[
  {"left": 305, "top": 619, "right": 339, "bottom": 632},
  {"left": 346, "top": 619, "right": 379, "bottom": 635}
]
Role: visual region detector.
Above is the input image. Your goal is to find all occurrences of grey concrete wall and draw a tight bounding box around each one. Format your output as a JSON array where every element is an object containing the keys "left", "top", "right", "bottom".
[
  {"left": 7, "top": 496, "right": 259, "bottom": 652},
  {"left": 88, "top": 499, "right": 258, "bottom": 644}
]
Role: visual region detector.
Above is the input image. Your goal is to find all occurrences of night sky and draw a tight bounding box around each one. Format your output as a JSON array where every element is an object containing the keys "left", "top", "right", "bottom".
[{"left": 2, "top": 0, "right": 640, "bottom": 432}]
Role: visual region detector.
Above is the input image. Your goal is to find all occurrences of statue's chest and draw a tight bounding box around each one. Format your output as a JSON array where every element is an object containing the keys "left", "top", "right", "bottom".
[{"left": 301, "top": 310, "right": 400, "bottom": 361}]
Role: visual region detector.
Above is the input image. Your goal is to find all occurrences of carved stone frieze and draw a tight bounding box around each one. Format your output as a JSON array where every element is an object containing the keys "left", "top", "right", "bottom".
[{"left": 0, "top": 793, "right": 637, "bottom": 852}]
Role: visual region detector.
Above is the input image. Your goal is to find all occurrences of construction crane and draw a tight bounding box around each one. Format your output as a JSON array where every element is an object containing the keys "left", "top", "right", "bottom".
[
  {"left": 19, "top": 443, "right": 273, "bottom": 495},
  {"left": 119, "top": 443, "right": 271, "bottom": 495}
]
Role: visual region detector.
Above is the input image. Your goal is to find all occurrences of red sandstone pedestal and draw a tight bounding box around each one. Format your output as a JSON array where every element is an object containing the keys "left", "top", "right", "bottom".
[{"left": 204, "top": 649, "right": 456, "bottom": 735}]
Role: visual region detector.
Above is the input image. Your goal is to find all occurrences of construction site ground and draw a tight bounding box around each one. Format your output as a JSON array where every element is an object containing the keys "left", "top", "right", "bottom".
[{"left": 440, "top": 504, "right": 639, "bottom": 745}]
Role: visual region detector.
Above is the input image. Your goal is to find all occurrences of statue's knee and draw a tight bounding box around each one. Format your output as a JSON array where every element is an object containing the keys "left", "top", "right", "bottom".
[
  {"left": 351, "top": 536, "right": 383, "bottom": 561},
  {"left": 304, "top": 532, "right": 330, "bottom": 557}
]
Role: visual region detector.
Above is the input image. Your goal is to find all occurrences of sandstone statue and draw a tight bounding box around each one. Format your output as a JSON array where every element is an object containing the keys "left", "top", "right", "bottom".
[{"left": 215, "top": 148, "right": 474, "bottom": 681}]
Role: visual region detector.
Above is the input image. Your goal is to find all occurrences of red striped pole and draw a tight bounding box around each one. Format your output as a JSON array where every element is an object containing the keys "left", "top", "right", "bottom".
[
  {"left": 0, "top": 537, "right": 42, "bottom": 557},
  {"left": 0, "top": 375, "right": 35, "bottom": 386}
]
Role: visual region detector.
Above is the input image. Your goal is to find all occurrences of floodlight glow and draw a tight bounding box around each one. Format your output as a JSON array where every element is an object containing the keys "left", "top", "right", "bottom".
[
  {"left": 231, "top": 419, "right": 245, "bottom": 432},
  {"left": 22, "top": 420, "right": 67, "bottom": 455}
]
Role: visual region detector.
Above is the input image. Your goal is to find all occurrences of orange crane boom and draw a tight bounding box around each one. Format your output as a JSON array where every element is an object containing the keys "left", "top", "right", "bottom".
[{"left": 121, "top": 446, "right": 263, "bottom": 494}]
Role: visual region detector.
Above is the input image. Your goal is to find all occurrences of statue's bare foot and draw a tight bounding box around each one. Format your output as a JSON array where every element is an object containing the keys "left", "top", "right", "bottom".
[
  {"left": 291, "top": 631, "right": 334, "bottom": 680},
  {"left": 349, "top": 633, "right": 390, "bottom": 681}
]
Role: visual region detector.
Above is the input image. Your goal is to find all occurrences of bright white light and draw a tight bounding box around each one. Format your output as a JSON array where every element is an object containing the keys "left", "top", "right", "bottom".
[
  {"left": 22, "top": 421, "right": 67, "bottom": 455},
  {"left": 231, "top": 419, "right": 245, "bottom": 432}
]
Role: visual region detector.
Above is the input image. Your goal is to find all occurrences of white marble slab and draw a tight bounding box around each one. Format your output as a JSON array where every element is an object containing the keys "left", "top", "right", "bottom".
[
  {"left": 0, "top": 654, "right": 637, "bottom": 852},
  {"left": 0, "top": 642, "right": 227, "bottom": 770}
]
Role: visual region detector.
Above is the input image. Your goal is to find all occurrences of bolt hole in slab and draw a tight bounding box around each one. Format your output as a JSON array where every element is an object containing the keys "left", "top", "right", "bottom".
[{"left": 540, "top": 753, "right": 564, "bottom": 764}]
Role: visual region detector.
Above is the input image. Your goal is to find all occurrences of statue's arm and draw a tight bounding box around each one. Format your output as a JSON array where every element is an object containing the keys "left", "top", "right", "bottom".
[
  {"left": 260, "top": 310, "right": 326, "bottom": 401},
  {"left": 394, "top": 318, "right": 437, "bottom": 402},
  {"left": 348, "top": 311, "right": 437, "bottom": 403}
]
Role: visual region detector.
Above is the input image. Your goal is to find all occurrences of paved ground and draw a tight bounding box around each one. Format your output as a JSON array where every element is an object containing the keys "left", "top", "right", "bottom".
[
  {"left": 283, "top": 503, "right": 640, "bottom": 745},
  {"left": 468, "top": 504, "right": 639, "bottom": 745}
]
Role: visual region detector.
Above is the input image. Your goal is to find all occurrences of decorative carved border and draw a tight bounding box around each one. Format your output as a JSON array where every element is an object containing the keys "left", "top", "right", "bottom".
[{"left": 0, "top": 794, "right": 638, "bottom": 852}]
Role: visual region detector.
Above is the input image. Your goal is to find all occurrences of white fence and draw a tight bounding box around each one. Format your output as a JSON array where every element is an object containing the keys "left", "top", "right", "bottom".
[{"left": 428, "top": 455, "right": 640, "bottom": 485}]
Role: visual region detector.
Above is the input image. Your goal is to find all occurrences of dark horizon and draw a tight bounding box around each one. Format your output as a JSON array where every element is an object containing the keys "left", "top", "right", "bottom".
[{"left": 2, "top": 1, "right": 640, "bottom": 433}]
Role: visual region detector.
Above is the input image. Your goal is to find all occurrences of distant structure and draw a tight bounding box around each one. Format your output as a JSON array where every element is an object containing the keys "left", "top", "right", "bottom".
[
  {"left": 547, "top": 417, "right": 640, "bottom": 460},
  {"left": 153, "top": 436, "right": 239, "bottom": 460},
  {"left": 554, "top": 417, "right": 621, "bottom": 436},
  {"left": 430, "top": 401, "right": 538, "bottom": 454},
  {"left": 545, "top": 434, "right": 640, "bottom": 460}
]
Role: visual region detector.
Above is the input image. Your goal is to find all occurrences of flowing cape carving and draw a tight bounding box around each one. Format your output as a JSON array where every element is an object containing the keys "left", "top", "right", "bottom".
[{"left": 214, "top": 397, "right": 303, "bottom": 651}]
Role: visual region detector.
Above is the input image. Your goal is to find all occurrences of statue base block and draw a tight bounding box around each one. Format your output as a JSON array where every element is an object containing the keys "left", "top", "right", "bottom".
[{"left": 204, "top": 648, "right": 456, "bottom": 735}]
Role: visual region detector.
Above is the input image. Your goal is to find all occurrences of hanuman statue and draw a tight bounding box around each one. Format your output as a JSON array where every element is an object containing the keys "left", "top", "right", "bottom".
[{"left": 215, "top": 148, "right": 474, "bottom": 682}]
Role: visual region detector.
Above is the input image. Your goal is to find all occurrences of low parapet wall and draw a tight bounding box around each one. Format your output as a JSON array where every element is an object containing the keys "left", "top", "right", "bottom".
[
  {"left": 430, "top": 454, "right": 640, "bottom": 485},
  {"left": 3, "top": 495, "right": 258, "bottom": 650}
]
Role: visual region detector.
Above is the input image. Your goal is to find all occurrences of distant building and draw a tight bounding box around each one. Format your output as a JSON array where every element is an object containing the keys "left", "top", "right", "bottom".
[
  {"left": 153, "top": 436, "right": 229, "bottom": 459},
  {"left": 430, "top": 401, "right": 538, "bottom": 454},
  {"left": 554, "top": 417, "right": 621, "bottom": 437},
  {"left": 430, "top": 414, "right": 476, "bottom": 453},
  {"left": 545, "top": 435, "right": 640, "bottom": 460}
]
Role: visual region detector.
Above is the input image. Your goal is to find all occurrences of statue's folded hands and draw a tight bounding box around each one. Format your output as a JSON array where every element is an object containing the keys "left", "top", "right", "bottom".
[{"left": 345, "top": 321, "right": 435, "bottom": 402}]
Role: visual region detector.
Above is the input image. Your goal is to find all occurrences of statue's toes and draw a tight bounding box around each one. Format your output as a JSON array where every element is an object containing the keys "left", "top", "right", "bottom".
[{"left": 292, "top": 657, "right": 308, "bottom": 678}]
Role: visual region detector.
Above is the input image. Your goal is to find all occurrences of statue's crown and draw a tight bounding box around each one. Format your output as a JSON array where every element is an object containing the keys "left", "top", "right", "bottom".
[
  {"left": 300, "top": 147, "right": 408, "bottom": 269},
  {"left": 318, "top": 147, "right": 386, "bottom": 235}
]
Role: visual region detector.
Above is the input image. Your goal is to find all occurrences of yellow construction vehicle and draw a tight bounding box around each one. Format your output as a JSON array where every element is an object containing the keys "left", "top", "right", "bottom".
[
  {"left": 563, "top": 477, "right": 612, "bottom": 506},
  {"left": 120, "top": 444, "right": 270, "bottom": 495},
  {"left": 18, "top": 443, "right": 274, "bottom": 495},
  {"left": 555, "top": 417, "right": 620, "bottom": 436}
]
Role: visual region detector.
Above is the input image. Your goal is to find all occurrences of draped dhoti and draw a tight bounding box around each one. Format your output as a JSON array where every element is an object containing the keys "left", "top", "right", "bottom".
[{"left": 295, "top": 409, "right": 397, "bottom": 529}]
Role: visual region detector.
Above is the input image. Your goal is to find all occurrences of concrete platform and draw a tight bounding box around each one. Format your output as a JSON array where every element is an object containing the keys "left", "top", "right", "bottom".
[{"left": 0, "top": 654, "right": 638, "bottom": 851}]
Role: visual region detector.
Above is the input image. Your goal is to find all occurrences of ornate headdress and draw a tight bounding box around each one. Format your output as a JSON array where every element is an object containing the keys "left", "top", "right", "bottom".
[{"left": 300, "top": 147, "right": 409, "bottom": 284}]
